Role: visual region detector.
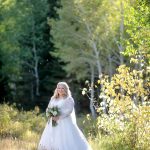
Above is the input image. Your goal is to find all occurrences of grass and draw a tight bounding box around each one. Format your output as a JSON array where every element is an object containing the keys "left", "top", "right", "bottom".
[
  {"left": 0, "top": 138, "right": 38, "bottom": 150},
  {"left": 89, "top": 134, "right": 131, "bottom": 150},
  {"left": 0, "top": 104, "right": 149, "bottom": 150},
  {"left": 0, "top": 137, "right": 93, "bottom": 150},
  {"left": 0, "top": 135, "right": 129, "bottom": 150}
]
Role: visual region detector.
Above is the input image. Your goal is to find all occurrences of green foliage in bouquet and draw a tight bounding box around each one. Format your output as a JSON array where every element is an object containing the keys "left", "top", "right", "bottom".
[{"left": 46, "top": 106, "right": 61, "bottom": 127}]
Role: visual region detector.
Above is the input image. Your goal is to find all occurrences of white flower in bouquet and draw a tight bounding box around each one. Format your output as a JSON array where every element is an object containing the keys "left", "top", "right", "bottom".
[
  {"left": 46, "top": 106, "right": 60, "bottom": 127},
  {"left": 53, "top": 111, "right": 57, "bottom": 116}
]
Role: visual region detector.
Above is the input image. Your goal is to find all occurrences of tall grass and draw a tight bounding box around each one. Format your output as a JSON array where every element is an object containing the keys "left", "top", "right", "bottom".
[
  {"left": 77, "top": 112, "right": 150, "bottom": 150},
  {"left": 0, "top": 138, "right": 37, "bottom": 150},
  {"left": 0, "top": 104, "right": 45, "bottom": 150},
  {"left": 0, "top": 104, "right": 149, "bottom": 150}
]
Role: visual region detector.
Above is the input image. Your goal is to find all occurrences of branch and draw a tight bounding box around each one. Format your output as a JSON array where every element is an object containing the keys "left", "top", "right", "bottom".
[{"left": 22, "top": 61, "right": 34, "bottom": 69}]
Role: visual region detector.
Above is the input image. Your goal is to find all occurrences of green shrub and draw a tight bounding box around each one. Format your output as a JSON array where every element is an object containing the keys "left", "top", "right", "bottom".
[
  {"left": 81, "top": 65, "right": 149, "bottom": 150},
  {"left": 0, "top": 104, "right": 46, "bottom": 141}
]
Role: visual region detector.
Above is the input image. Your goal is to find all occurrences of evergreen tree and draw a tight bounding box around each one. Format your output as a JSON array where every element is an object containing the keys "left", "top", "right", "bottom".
[{"left": 0, "top": 0, "right": 65, "bottom": 110}]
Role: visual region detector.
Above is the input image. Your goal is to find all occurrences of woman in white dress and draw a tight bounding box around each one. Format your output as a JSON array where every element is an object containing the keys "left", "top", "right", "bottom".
[{"left": 38, "top": 82, "right": 92, "bottom": 150}]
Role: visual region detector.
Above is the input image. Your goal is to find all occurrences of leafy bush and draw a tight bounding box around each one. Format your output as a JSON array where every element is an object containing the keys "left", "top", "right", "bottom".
[
  {"left": 82, "top": 65, "right": 150, "bottom": 150},
  {"left": 0, "top": 104, "right": 46, "bottom": 141},
  {"left": 77, "top": 114, "right": 98, "bottom": 137}
]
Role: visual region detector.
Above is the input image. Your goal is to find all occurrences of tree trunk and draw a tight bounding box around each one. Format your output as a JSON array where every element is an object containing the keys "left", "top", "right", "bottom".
[
  {"left": 31, "top": 82, "right": 34, "bottom": 101},
  {"left": 119, "top": 1, "right": 124, "bottom": 65},
  {"left": 79, "top": 6, "right": 107, "bottom": 114},
  {"left": 90, "top": 65, "right": 97, "bottom": 119},
  {"left": 32, "top": 42, "right": 40, "bottom": 96},
  {"left": 84, "top": 21, "right": 102, "bottom": 76},
  {"left": 119, "top": 2, "right": 125, "bottom": 99},
  {"left": 108, "top": 53, "right": 113, "bottom": 78},
  {"left": 92, "top": 41, "right": 102, "bottom": 76},
  {"left": 32, "top": 21, "right": 40, "bottom": 96},
  {"left": 138, "top": 51, "right": 144, "bottom": 104}
]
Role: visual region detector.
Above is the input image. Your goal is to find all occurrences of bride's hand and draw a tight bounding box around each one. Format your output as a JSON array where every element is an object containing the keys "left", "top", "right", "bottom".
[{"left": 52, "top": 116, "right": 59, "bottom": 121}]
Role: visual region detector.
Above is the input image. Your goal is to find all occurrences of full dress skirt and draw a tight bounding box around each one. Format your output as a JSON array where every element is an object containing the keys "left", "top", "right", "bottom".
[{"left": 38, "top": 97, "right": 92, "bottom": 150}]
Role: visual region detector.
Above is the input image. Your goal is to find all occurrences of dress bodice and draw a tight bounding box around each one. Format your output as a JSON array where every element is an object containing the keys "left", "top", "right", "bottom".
[
  {"left": 50, "top": 98, "right": 65, "bottom": 108},
  {"left": 47, "top": 96, "right": 74, "bottom": 119}
]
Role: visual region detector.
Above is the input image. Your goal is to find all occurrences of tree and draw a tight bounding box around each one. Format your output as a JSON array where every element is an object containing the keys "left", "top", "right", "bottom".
[
  {"left": 0, "top": 0, "right": 25, "bottom": 101},
  {"left": 49, "top": 0, "right": 126, "bottom": 116},
  {"left": 0, "top": 0, "right": 65, "bottom": 110}
]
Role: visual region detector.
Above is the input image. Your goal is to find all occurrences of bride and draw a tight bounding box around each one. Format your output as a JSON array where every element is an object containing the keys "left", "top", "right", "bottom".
[{"left": 38, "top": 82, "right": 92, "bottom": 150}]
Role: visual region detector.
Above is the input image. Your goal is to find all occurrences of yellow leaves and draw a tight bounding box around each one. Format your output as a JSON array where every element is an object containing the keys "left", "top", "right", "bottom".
[
  {"left": 82, "top": 90, "right": 86, "bottom": 95},
  {"left": 115, "top": 85, "right": 120, "bottom": 89},
  {"left": 143, "top": 96, "right": 148, "bottom": 101},
  {"left": 86, "top": 114, "right": 91, "bottom": 120},
  {"left": 34, "top": 106, "right": 40, "bottom": 114},
  {"left": 1, "top": 0, "right": 16, "bottom": 11},
  {"left": 117, "top": 65, "right": 130, "bottom": 74},
  {"left": 85, "top": 80, "right": 89, "bottom": 84},
  {"left": 94, "top": 85, "right": 98, "bottom": 88},
  {"left": 82, "top": 88, "right": 87, "bottom": 95},
  {"left": 97, "top": 64, "right": 149, "bottom": 121},
  {"left": 89, "top": 64, "right": 149, "bottom": 148},
  {"left": 110, "top": 65, "right": 147, "bottom": 98},
  {"left": 130, "top": 58, "right": 139, "bottom": 64},
  {"left": 97, "top": 80, "right": 100, "bottom": 84}
]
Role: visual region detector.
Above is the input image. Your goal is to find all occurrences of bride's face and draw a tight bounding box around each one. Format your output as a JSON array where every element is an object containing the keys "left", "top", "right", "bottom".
[{"left": 57, "top": 85, "right": 66, "bottom": 97}]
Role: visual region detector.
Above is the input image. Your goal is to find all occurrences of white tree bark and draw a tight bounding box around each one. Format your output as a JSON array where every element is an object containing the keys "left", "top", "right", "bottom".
[
  {"left": 77, "top": 5, "right": 108, "bottom": 114},
  {"left": 108, "top": 53, "right": 113, "bottom": 78},
  {"left": 32, "top": 19, "right": 40, "bottom": 96},
  {"left": 119, "top": 1, "right": 124, "bottom": 65},
  {"left": 84, "top": 22, "right": 102, "bottom": 75},
  {"left": 32, "top": 35, "right": 40, "bottom": 96},
  {"left": 89, "top": 64, "right": 97, "bottom": 119}
]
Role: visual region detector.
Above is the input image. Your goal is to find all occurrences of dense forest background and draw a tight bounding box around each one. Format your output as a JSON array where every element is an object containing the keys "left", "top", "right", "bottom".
[
  {"left": 0, "top": 0, "right": 149, "bottom": 113},
  {"left": 0, "top": 0, "right": 85, "bottom": 112},
  {"left": 0, "top": 0, "right": 149, "bottom": 149}
]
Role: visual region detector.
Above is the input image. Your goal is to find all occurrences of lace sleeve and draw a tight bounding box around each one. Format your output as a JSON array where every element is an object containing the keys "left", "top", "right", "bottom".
[{"left": 59, "top": 97, "right": 74, "bottom": 119}]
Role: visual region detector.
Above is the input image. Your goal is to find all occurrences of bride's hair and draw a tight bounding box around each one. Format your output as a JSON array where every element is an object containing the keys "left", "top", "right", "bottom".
[{"left": 51, "top": 82, "right": 71, "bottom": 99}]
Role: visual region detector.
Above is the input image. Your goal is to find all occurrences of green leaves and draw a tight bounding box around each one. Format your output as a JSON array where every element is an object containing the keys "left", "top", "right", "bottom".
[{"left": 124, "top": 0, "right": 150, "bottom": 60}]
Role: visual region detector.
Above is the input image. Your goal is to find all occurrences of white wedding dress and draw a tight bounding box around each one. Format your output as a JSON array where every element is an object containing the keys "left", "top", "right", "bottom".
[{"left": 38, "top": 96, "right": 92, "bottom": 150}]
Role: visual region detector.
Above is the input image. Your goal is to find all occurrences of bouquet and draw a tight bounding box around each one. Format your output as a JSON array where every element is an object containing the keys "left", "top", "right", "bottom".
[{"left": 46, "top": 106, "right": 61, "bottom": 127}]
